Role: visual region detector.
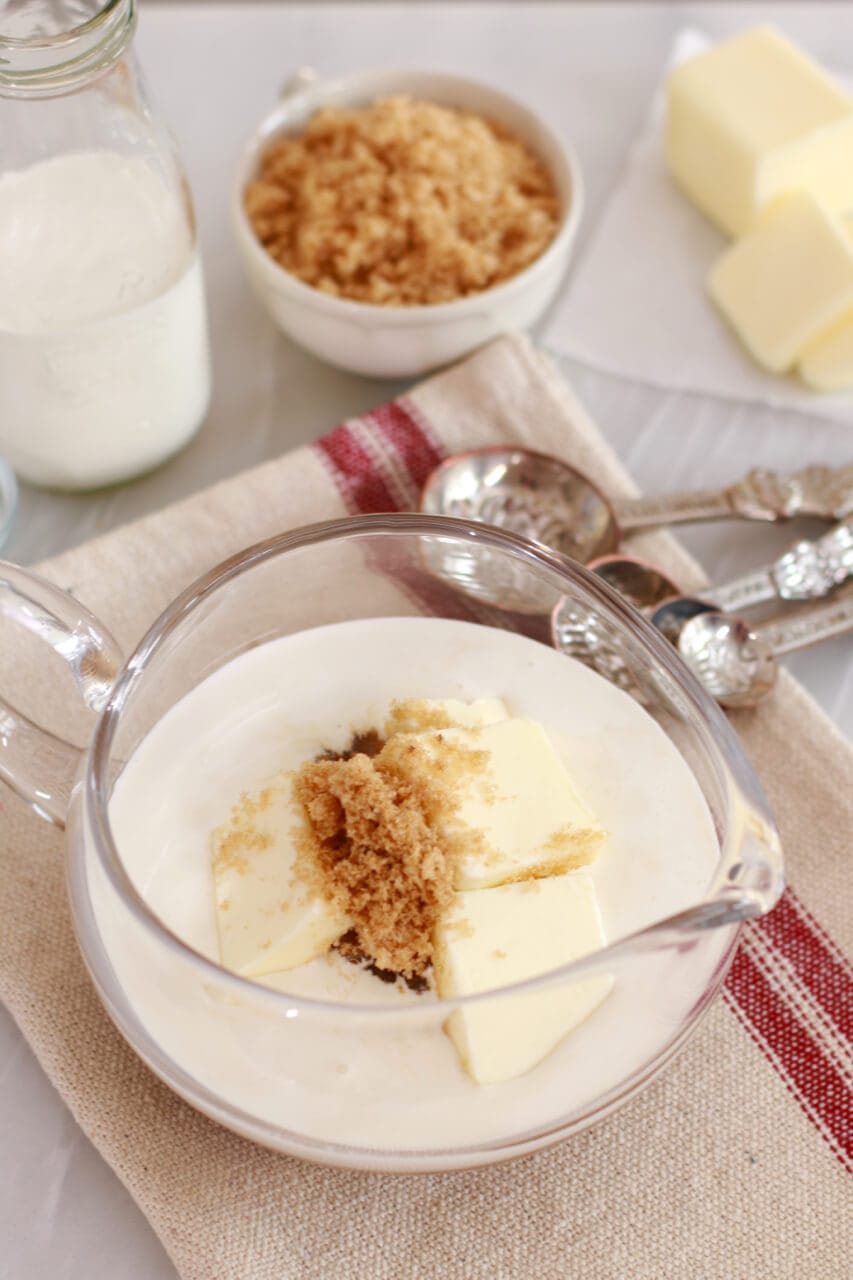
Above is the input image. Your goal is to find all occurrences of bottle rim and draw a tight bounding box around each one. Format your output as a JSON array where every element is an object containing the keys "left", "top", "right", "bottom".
[{"left": 0, "top": 0, "right": 136, "bottom": 97}]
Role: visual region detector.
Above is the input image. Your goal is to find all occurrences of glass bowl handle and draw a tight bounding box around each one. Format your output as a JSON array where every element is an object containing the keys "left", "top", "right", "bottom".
[{"left": 0, "top": 561, "right": 124, "bottom": 828}]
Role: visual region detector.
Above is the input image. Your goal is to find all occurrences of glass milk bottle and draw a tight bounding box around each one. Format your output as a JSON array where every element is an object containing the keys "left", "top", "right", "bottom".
[{"left": 0, "top": 0, "right": 211, "bottom": 490}]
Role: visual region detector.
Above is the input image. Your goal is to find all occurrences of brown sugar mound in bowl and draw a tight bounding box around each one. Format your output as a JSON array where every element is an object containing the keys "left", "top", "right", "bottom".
[
  {"left": 243, "top": 95, "right": 560, "bottom": 305},
  {"left": 292, "top": 732, "right": 487, "bottom": 979}
]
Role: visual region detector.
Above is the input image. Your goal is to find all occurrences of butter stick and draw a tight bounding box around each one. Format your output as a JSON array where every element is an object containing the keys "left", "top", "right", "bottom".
[
  {"left": 666, "top": 27, "right": 853, "bottom": 237},
  {"left": 708, "top": 192, "right": 853, "bottom": 373},
  {"left": 211, "top": 775, "right": 349, "bottom": 978},
  {"left": 434, "top": 873, "right": 613, "bottom": 1084}
]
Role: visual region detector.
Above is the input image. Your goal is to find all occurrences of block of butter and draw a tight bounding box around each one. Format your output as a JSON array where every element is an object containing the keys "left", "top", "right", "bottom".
[
  {"left": 799, "top": 309, "right": 853, "bottom": 390},
  {"left": 434, "top": 872, "right": 613, "bottom": 1084},
  {"left": 708, "top": 192, "right": 853, "bottom": 373},
  {"left": 381, "top": 717, "right": 605, "bottom": 890},
  {"left": 666, "top": 27, "right": 853, "bottom": 237},
  {"left": 211, "top": 775, "right": 349, "bottom": 978}
]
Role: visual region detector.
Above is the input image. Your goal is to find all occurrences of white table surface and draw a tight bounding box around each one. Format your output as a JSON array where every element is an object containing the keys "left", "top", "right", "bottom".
[{"left": 2, "top": 4, "right": 852, "bottom": 1276}]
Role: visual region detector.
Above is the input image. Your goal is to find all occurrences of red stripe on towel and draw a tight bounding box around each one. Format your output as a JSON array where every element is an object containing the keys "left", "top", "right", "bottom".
[
  {"left": 366, "top": 398, "right": 446, "bottom": 498},
  {"left": 756, "top": 892, "right": 853, "bottom": 1049},
  {"left": 725, "top": 942, "right": 852, "bottom": 1171},
  {"left": 314, "top": 421, "right": 399, "bottom": 513}
]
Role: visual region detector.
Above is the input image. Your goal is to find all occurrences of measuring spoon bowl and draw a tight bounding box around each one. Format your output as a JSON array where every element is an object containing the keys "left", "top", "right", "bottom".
[
  {"left": 421, "top": 448, "right": 853, "bottom": 569},
  {"left": 587, "top": 554, "right": 681, "bottom": 612},
  {"left": 420, "top": 447, "right": 621, "bottom": 566},
  {"left": 676, "top": 613, "right": 777, "bottom": 710}
]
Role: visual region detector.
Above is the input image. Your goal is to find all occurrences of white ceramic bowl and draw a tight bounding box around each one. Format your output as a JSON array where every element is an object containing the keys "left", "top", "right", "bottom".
[{"left": 232, "top": 69, "right": 584, "bottom": 377}]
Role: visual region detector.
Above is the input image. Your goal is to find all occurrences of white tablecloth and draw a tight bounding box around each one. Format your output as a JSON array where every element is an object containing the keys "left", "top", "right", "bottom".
[{"left": 2, "top": 4, "right": 851, "bottom": 1276}]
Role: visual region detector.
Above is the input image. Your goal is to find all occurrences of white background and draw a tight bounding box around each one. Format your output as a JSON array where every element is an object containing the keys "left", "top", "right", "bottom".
[{"left": 2, "top": 4, "right": 851, "bottom": 1277}]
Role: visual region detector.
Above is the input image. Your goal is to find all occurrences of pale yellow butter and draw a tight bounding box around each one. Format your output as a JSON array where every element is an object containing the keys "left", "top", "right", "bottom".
[
  {"left": 434, "top": 873, "right": 613, "bottom": 1084},
  {"left": 449, "top": 718, "right": 605, "bottom": 889},
  {"left": 708, "top": 192, "right": 853, "bottom": 372},
  {"left": 799, "top": 309, "right": 853, "bottom": 389},
  {"left": 211, "top": 775, "right": 349, "bottom": 978},
  {"left": 381, "top": 717, "right": 605, "bottom": 891},
  {"left": 666, "top": 27, "right": 853, "bottom": 237}
]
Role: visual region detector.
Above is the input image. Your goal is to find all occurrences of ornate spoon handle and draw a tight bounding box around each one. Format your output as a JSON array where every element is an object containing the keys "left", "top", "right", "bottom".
[
  {"left": 712, "top": 520, "right": 853, "bottom": 613},
  {"left": 617, "top": 463, "right": 853, "bottom": 532},
  {"left": 755, "top": 591, "right": 853, "bottom": 657}
]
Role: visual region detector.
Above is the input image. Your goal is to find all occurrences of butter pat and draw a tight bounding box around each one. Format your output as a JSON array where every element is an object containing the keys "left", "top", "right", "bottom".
[
  {"left": 434, "top": 873, "right": 613, "bottom": 1084},
  {"left": 799, "top": 312, "right": 853, "bottom": 389},
  {"left": 382, "top": 717, "right": 605, "bottom": 890},
  {"left": 666, "top": 27, "right": 853, "bottom": 237},
  {"left": 211, "top": 775, "right": 349, "bottom": 978},
  {"left": 708, "top": 193, "right": 853, "bottom": 372},
  {"left": 449, "top": 718, "right": 604, "bottom": 889}
]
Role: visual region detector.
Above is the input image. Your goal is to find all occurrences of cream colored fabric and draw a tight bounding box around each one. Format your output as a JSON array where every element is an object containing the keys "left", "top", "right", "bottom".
[{"left": 1, "top": 336, "right": 850, "bottom": 1278}]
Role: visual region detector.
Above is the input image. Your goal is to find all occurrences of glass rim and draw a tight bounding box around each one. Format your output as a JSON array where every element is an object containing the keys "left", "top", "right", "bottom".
[
  {"left": 0, "top": 0, "right": 124, "bottom": 48},
  {"left": 0, "top": 0, "right": 135, "bottom": 95},
  {"left": 83, "top": 511, "right": 779, "bottom": 1020}
]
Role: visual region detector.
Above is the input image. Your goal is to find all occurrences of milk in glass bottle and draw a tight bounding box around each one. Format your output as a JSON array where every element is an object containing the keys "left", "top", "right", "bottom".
[{"left": 0, "top": 0, "right": 211, "bottom": 489}]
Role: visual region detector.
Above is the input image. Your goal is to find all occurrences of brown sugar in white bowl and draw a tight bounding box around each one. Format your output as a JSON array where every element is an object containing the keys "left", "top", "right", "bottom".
[{"left": 232, "top": 69, "right": 583, "bottom": 377}]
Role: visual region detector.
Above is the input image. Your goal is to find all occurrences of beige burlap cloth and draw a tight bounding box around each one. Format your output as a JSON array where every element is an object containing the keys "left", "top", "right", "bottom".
[{"left": 1, "top": 336, "right": 851, "bottom": 1278}]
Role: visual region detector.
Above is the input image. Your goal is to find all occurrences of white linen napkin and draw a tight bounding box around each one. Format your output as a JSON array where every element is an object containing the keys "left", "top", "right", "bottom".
[{"left": 544, "top": 28, "right": 853, "bottom": 427}]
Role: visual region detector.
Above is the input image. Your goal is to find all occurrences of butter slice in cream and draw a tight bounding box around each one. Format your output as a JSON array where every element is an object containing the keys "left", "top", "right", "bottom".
[
  {"left": 434, "top": 873, "right": 612, "bottom": 1084},
  {"left": 382, "top": 717, "right": 605, "bottom": 890},
  {"left": 211, "top": 775, "right": 349, "bottom": 978}
]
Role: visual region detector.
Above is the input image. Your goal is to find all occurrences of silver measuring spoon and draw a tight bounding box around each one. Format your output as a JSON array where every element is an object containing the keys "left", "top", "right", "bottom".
[
  {"left": 587, "top": 554, "right": 681, "bottom": 611},
  {"left": 677, "top": 591, "right": 853, "bottom": 708},
  {"left": 585, "top": 555, "right": 718, "bottom": 643},
  {"left": 588, "top": 521, "right": 853, "bottom": 641},
  {"left": 420, "top": 447, "right": 853, "bottom": 565},
  {"left": 660, "top": 518, "right": 853, "bottom": 621}
]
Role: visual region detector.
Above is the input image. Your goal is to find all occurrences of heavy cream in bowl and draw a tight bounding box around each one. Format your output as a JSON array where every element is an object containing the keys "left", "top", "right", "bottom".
[{"left": 77, "top": 617, "right": 731, "bottom": 1169}]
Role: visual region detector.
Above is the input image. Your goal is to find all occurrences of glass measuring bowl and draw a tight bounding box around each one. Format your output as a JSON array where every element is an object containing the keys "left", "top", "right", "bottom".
[{"left": 0, "top": 515, "right": 783, "bottom": 1171}]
